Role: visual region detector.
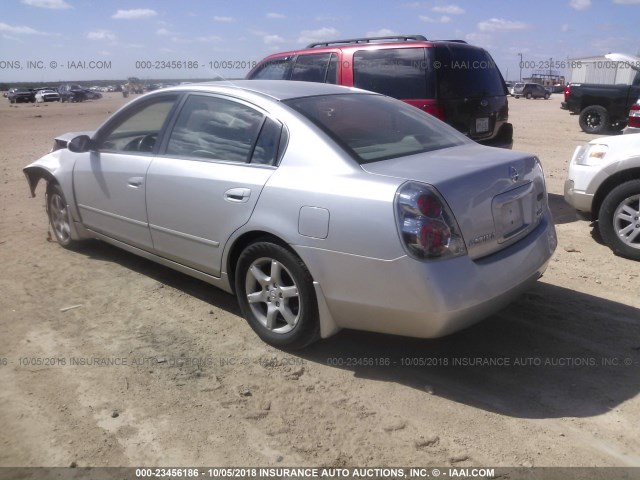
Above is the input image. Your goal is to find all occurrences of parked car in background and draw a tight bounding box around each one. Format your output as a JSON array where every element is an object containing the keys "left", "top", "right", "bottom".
[
  {"left": 505, "top": 81, "right": 514, "bottom": 95},
  {"left": 513, "top": 83, "right": 550, "bottom": 99},
  {"left": 83, "top": 89, "right": 102, "bottom": 100},
  {"left": 7, "top": 88, "right": 35, "bottom": 103},
  {"left": 565, "top": 133, "right": 640, "bottom": 260},
  {"left": 23, "top": 80, "right": 555, "bottom": 348},
  {"left": 561, "top": 53, "right": 640, "bottom": 134},
  {"left": 624, "top": 100, "right": 640, "bottom": 134},
  {"left": 58, "top": 84, "right": 88, "bottom": 103},
  {"left": 35, "top": 89, "right": 60, "bottom": 103},
  {"left": 247, "top": 34, "right": 513, "bottom": 148}
]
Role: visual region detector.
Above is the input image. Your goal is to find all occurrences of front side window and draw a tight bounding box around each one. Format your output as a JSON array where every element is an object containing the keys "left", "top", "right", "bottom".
[
  {"left": 97, "top": 95, "right": 178, "bottom": 153},
  {"left": 166, "top": 95, "right": 273, "bottom": 163},
  {"left": 353, "top": 48, "right": 433, "bottom": 99},
  {"left": 285, "top": 93, "right": 467, "bottom": 164}
]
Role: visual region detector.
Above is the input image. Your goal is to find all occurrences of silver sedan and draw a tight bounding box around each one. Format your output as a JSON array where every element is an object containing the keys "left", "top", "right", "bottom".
[{"left": 24, "top": 80, "right": 557, "bottom": 348}]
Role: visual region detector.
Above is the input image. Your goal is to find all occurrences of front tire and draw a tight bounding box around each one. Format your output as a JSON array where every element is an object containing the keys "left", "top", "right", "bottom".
[
  {"left": 579, "top": 105, "right": 610, "bottom": 134},
  {"left": 598, "top": 180, "right": 640, "bottom": 261},
  {"left": 235, "top": 242, "right": 320, "bottom": 349},
  {"left": 46, "top": 183, "right": 80, "bottom": 249}
]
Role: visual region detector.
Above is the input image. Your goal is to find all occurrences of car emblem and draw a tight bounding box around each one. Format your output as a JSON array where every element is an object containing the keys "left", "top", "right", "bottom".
[
  {"left": 480, "top": 99, "right": 489, "bottom": 107},
  {"left": 509, "top": 166, "right": 519, "bottom": 183}
]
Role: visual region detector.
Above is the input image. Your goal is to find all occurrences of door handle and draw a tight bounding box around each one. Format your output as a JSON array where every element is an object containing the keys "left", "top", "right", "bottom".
[
  {"left": 224, "top": 187, "right": 251, "bottom": 203},
  {"left": 127, "top": 177, "right": 144, "bottom": 188}
]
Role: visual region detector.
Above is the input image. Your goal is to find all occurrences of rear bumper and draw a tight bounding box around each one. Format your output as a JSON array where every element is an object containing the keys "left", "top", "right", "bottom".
[
  {"left": 623, "top": 126, "right": 640, "bottom": 135},
  {"left": 299, "top": 214, "right": 556, "bottom": 339},
  {"left": 478, "top": 122, "right": 513, "bottom": 149}
]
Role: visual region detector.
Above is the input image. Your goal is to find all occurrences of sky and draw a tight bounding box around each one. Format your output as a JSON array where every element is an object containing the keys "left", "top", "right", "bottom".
[{"left": 1, "top": 0, "right": 639, "bottom": 84}]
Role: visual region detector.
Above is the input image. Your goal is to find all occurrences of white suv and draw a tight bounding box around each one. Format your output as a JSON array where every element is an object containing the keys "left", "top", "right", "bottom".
[{"left": 565, "top": 134, "right": 640, "bottom": 260}]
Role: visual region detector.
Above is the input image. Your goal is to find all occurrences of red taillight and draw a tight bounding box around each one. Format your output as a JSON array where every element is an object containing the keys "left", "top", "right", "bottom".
[
  {"left": 395, "top": 182, "right": 466, "bottom": 260},
  {"left": 421, "top": 102, "right": 445, "bottom": 120},
  {"left": 564, "top": 85, "right": 571, "bottom": 102},
  {"left": 419, "top": 221, "right": 451, "bottom": 256},
  {"left": 417, "top": 194, "right": 443, "bottom": 218},
  {"left": 629, "top": 103, "right": 640, "bottom": 128}
]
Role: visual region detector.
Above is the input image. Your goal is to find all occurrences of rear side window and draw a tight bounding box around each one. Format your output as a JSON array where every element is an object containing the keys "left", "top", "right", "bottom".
[
  {"left": 166, "top": 95, "right": 266, "bottom": 163},
  {"left": 250, "top": 57, "right": 292, "bottom": 80},
  {"left": 353, "top": 48, "right": 434, "bottom": 99},
  {"left": 435, "top": 46, "right": 506, "bottom": 99},
  {"left": 291, "top": 53, "right": 337, "bottom": 83}
]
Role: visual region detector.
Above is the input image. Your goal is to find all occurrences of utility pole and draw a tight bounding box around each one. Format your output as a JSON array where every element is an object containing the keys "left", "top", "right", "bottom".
[{"left": 518, "top": 53, "right": 523, "bottom": 82}]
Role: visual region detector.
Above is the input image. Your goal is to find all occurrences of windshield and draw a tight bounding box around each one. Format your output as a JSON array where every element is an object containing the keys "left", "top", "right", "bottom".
[{"left": 284, "top": 93, "right": 467, "bottom": 164}]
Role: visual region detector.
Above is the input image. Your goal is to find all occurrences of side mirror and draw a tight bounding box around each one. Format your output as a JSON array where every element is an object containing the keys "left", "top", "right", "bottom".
[{"left": 68, "top": 135, "right": 92, "bottom": 153}]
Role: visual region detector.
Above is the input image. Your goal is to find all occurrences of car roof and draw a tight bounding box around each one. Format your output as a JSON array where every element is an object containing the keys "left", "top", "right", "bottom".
[{"left": 161, "top": 79, "right": 371, "bottom": 101}]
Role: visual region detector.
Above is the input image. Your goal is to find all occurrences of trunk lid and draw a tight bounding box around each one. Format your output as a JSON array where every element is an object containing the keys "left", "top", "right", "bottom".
[{"left": 362, "top": 144, "right": 547, "bottom": 259}]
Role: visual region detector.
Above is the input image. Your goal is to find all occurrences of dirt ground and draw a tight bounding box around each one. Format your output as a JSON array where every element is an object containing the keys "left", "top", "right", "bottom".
[{"left": 0, "top": 92, "right": 639, "bottom": 469}]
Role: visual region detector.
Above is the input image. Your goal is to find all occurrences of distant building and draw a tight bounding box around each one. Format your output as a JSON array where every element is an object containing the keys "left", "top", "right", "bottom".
[
  {"left": 566, "top": 55, "right": 637, "bottom": 85},
  {"left": 523, "top": 72, "right": 566, "bottom": 87}
]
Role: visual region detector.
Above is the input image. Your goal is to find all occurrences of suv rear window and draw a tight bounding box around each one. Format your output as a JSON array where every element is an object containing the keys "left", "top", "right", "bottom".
[
  {"left": 285, "top": 93, "right": 466, "bottom": 164},
  {"left": 434, "top": 45, "right": 506, "bottom": 98},
  {"left": 353, "top": 48, "right": 434, "bottom": 99},
  {"left": 291, "top": 53, "right": 337, "bottom": 84}
]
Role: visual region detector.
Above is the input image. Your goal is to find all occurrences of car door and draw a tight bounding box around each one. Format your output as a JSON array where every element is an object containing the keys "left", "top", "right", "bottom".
[
  {"left": 73, "top": 93, "right": 179, "bottom": 250},
  {"left": 145, "top": 93, "right": 283, "bottom": 277}
]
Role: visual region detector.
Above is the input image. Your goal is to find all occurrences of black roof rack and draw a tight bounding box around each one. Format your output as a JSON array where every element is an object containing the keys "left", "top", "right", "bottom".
[
  {"left": 306, "top": 34, "right": 428, "bottom": 49},
  {"left": 432, "top": 39, "right": 468, "bottom": 44}
]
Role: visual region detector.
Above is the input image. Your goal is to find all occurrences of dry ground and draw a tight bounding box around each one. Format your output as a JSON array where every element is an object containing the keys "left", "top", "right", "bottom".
[{"left": 0, "top": 92, "right": 639, "bottom": 469}]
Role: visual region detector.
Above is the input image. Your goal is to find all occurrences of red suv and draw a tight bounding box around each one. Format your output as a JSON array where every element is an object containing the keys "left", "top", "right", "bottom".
[{"left": 247, "top": 35, "right": 513, "bottom": 148}]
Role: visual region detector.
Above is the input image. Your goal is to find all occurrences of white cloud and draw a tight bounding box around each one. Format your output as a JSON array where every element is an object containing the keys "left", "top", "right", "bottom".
[
  {"left": 2, "top": 34, "right": 24, "bottom": 42},
  {"left": 365, "top": 28, "right": 398, "bottom": 37},
  {"left": 477, "top": 18, "right": 529, "bottom": 32},
  {"left": 432, "top": 5, "right": 465, "bottom": 14},
  {"left": 156, "top": 28, "right": 172, "bottom": 35},
  {"left": 561, "top": 24, "right": 571, "bottom": 32},
  {"left": 569, "top": 0, "right": 591, "bottom": 10},
  {"left": 297, "top": 27, "right": 339, "bottom": 45},
  {"left": 198, "top": 35, "right": 223, "bottom": 42},
  {"left": 420, "top": 15, "right": 452, "bottom": 23},
  {"left": 264, "top": 34, "right": 284, "bottom": 45},
  {"left": 87, "top": 30, "right": 116, "bottom": 41},
  {"left": 0, "top": 22, "right": 49, "bottom": 35},
  {"left": 266, "top": 12, "right": 286, "bottom": 19},
  {"left": 465, "top": 32, "right": 491, "bottom": 44},
  {"left": 21, "top": 0, "right": 71, "bottom": 9},
  {"left": 112, "top": 9, "right": 157, "bottom": 20},
  {"left": 213, "top": 16, "right": 234, "bottom": 23}
]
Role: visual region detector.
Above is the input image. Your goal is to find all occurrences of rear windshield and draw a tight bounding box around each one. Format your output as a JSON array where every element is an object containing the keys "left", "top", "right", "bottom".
[
  {"left": 284, "top": 93, "right": 467, "bottom": 164},
  {"left": 435, "top": 45, "right": 506, "bottom": 99}
]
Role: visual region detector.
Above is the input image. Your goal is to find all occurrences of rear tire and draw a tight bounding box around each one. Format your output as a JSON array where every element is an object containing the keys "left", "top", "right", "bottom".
[
  {"left": 579, "top": 105, "right": 610, "bottom": 134},
  {"left": 235, "top": 242, "right": 320, "bottom": 349},
  {"left": 598, "top": 180, "right": 640, "bottom": 261}
]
